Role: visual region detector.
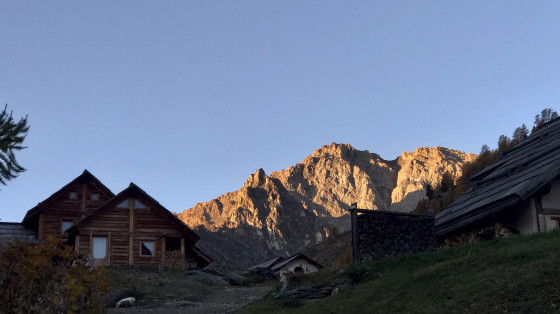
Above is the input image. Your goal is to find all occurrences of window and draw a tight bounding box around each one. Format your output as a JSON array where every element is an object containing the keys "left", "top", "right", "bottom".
[
  {"left": 91, "top": 193, "right": 99, "bottom": 201},
  {"left": 140, "top": 241, "right": 155, "bottom": 256},
  {"left": 134, "top": 199, "right": 146, "bottom": 209},
  {"left": 61, "top": 221, "right": 72, "bottom": 232},
  {"left": 117, "top": 199, "right": 128, "bottom": 208},
  {"left": 92, "top": 237, "right": 107, "bottom": 259},
  {"left": 69, "top": 192, "right": 77, "bottom": 200}
]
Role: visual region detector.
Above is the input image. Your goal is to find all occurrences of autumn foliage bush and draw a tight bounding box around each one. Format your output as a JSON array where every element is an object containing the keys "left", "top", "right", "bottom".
[{"left": 0, "top": 237, "right": 108, "bottom": 313}]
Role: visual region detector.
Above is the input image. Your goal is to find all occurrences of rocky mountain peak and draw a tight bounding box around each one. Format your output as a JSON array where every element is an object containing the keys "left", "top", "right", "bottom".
[
  {"left": 179, "top": 143, "right": 476, "bottom": 268},
  {"left": 243, "top": 168, "right": 268, "bottom": 188}
]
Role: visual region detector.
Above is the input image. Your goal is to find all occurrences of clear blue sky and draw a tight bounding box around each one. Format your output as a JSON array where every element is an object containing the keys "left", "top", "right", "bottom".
[{"left": 2, "top": 2, "right": 559, "bottom": 222}]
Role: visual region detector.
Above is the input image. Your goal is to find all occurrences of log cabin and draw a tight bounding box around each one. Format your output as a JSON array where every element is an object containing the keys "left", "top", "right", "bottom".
[{"left": 14, "top": 170, "right": 211, "bottom": 268}]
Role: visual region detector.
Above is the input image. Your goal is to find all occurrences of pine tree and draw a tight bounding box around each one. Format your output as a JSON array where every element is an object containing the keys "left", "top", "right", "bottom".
[
  {"left": 512, "top": 124, "right": 529, "bottom": 145},
  {"left": 533, "top": 108, "right": 559, "bottom": 131},
  {"left": 0, "top": 105, "right": 29, "bottom": 185}
]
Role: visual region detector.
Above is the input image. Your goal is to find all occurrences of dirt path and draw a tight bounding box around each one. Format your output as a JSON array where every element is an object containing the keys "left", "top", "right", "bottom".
[{"left": 108, "top": 285, "right": 272, "bottom": 314}]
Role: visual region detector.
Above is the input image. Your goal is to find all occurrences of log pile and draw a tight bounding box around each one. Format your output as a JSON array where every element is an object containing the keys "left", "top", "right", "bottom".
[{"left": 165, "top": 250, "right": 183, "bottom": 268}]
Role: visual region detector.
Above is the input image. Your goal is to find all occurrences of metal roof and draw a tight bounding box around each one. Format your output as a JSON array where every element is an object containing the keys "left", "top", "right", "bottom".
[
  {"left": 248, "top": 256, "right": 284, "bottom": 271},
  {"left": 270, "top": 253, "right": 323, "bottom": 272},
  {"left": 435, "top": 117, "right": 560, "bottom": 236},
  {"left": 249, "top": 253, "right": 323, "bottom": 272}
]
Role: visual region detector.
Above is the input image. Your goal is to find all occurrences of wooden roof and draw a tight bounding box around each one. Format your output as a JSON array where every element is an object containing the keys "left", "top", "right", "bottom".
[
  {"left": 67, "top": 182, "right": 200, "bottom": 242},
  {"left": 435, "top": 117, "right": 560, "bottom": 236},
  {"left": 22, "top": 169, "right": 114, "bottom": 224},
  {"left": 0, "top": 222, "right": 38, "bottom": 243}
]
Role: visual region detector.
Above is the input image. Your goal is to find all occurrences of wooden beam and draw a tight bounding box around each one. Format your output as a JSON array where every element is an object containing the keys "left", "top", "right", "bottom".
[
  {"left": 81, "top": 184, "right": 86, "bottom": 212},
  {"left": 107, "top": 232, "right": 111, "bottom": 266},
  {"left": 535, "top": 196, "right": 544, "bottom": 232},
  {"left": 180, "top": 238, "right": 185, "bottom": 270},
  {"left": 129, "top": 199, "right": 134, "bottom": 233},
  {"left": 350, "top": 203, "right": 359, "bottom": 263},
  {"left": 75, "top": 233, "right": 80, "bottom": 252},
  {"left": 89, "top": 231, "right": 93, "bottom": 257},
  {"left": 542, "top": 208, "right": 560, "bottom": 215},
  {"left": 38, "top": 215, "right": 43, "bottom": 240},
  {"left": 161, "top": 236, "right": 166, "bottom": 265},
  {"left": 129, "top": 236, "right": 133, "bottom": 265}
]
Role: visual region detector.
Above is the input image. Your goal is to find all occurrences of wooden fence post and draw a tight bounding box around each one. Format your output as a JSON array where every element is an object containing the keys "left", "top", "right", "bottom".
[{"left": 350, "top": 202, "right": 360, "bottom": 263}]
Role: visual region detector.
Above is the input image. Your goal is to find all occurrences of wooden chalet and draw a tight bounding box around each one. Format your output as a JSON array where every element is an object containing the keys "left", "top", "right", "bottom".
[
  {"left": 22, "top": 170, "right": 115, "bottom": 239},
  {"left": 14, "top": 170, "right": 211, "bottom": 268},
  {"left": 436, "top": 117, "right": 560, "bottom": 237}
]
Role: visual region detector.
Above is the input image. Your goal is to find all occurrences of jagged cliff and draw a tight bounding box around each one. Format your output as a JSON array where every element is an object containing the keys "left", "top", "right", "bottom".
[{"left": 178, "top": 143, "right": 476, "bottom": 269}]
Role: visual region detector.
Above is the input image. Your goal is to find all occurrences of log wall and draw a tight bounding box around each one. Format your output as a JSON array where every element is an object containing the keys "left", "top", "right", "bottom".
[
  {"left": 38, "top": 180, "right": 113, "bottom": 239},
  {"left": 75, "top": 195, "right": 189, "bottom": 266}
]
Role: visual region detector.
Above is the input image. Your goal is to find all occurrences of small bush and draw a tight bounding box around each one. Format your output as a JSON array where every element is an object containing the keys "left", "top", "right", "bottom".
[
  {"left": 0, "top": 237, "right": 108, "bottom": 313},
  {"left": 345, "top": 263, "right": 373, "bottom": 284},
  {"left": 274, "top": 293, "right": 303, "bottom": 308},
  {"left": 333, "top": 246, "right": 352, "bottom": 269}
]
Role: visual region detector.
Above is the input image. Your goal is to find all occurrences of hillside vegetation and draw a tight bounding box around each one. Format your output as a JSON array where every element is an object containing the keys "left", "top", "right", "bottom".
[{"left": 240, "top": 229, "right": 560, "bottom": 313}]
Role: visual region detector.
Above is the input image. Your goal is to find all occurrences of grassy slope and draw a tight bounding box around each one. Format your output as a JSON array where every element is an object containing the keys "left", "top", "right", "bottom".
[{"left": 240, "top": 229, "right": 560, "bottom": 313}]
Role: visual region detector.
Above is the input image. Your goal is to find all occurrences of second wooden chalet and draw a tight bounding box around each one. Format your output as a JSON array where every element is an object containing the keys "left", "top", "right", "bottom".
[{"left": 19, "top": 170, "right": 211, "bottom": 268}]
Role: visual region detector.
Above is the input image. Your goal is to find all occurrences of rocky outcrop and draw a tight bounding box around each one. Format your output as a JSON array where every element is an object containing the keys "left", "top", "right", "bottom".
[{"left": 178, "top": 143, "right": 476, "bottom": 269}]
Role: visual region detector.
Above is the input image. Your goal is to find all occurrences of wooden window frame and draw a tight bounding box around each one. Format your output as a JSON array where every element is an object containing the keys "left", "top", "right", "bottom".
[
  {"left": 91, "top": 193, "right": 99, "bottom": 201},
  {"left": 140, "top": 240, "right": 155, "bottom": 257},
  {"left": 69, "top": 192, "right": 78, "bottom": 200}
]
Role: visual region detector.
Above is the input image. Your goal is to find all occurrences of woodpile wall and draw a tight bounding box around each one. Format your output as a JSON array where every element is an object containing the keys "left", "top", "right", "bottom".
[
  {"left": 356, "top": 210, "right": 436, "bottom": 261},
  {"left": 165, "top": 250, "right": 183, "bottom": 268}
]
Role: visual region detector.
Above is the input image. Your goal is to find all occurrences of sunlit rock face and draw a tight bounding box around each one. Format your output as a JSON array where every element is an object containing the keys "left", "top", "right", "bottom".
[{"left": 178, "top": 143, "right": 476, "bottom": 269}]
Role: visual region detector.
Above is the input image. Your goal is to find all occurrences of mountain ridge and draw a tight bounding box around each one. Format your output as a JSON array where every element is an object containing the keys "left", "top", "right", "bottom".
[{"left": 178, "top": 143, "right": 476, "bottom": 268}]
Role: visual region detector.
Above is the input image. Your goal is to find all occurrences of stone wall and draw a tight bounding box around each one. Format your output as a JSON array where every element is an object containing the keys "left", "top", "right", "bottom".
[{"left": 356, "top": 210, "right": 436, "bottom": 261}]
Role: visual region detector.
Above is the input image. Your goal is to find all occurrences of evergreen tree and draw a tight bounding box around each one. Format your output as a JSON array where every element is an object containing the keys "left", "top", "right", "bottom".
[
  {"left": 512, "top": 124, "right": 529, "bottom": 144},
  {"left": 497, "top": 134, "right": 512, "bottom": 152},
  {"left": 479, "top": 144, "right": 490, "bottom": 155},
  {"left": 0, "top": 105, "right": 29, "bottom": 185},
  {"left": 533, "top": 108, "right": 559, "bottom": 131}
]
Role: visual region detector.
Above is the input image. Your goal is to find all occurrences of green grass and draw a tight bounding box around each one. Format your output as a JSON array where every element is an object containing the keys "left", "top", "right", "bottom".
[{"left": 239, "top": 229, "right": 560, "bottom": 313}]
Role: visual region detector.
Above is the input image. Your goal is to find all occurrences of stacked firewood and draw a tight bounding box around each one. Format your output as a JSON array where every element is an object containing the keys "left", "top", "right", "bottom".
[{"left": 165, "top": 250, "right": 183, "bottom": 268}]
